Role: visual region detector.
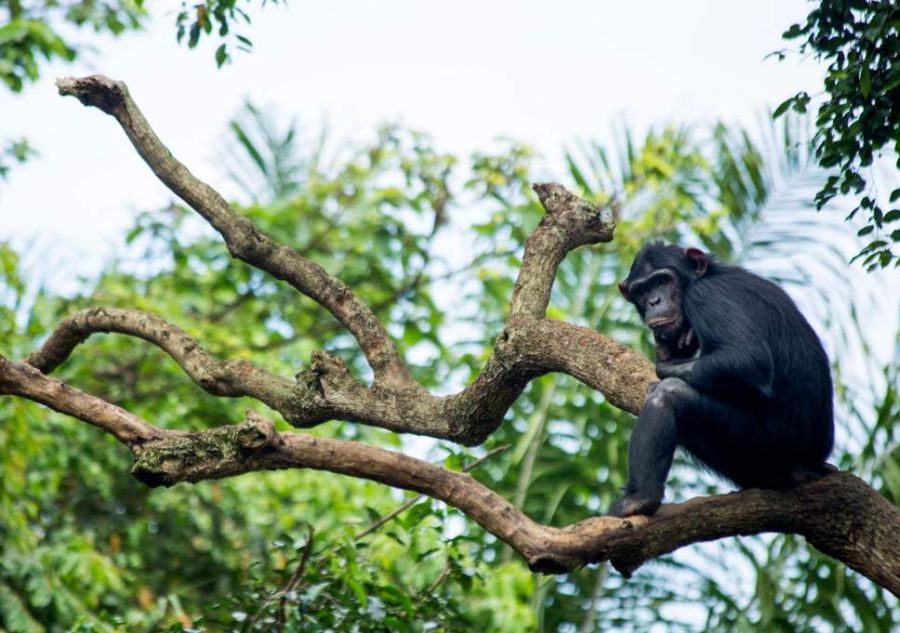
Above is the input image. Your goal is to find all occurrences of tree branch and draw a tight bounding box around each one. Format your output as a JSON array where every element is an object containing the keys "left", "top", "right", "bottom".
[
  {"left": 0, "top": 355, "right": 159, "bottom": 445},
  {"left": 55, "top": 75, "right": 413, "bottom": 388},
  {"left": 2, "top": 359, "right": 896, "bottom": 595},
  {"left": 55, "top": 74, "right": 636, "bottom": 446},
  {"left": 26, "top": 307, "right": 296, "bottom": 410},
  {"left": 509, "top": 184, "right": 616, "bottom": 320}
]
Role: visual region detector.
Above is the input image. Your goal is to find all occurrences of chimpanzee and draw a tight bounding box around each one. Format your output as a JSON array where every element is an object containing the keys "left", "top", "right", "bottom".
[{"left": 607, "top": 242, "right": 834, "bottom": 517}]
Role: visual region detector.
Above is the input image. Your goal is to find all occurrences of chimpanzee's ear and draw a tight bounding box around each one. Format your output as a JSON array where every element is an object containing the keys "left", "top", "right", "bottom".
[
  {"left": 685, "top": 248, "right": 708, "bottom": 277},
  {"left": 617, "top": 280, "right": 630, "bottom": 299}
]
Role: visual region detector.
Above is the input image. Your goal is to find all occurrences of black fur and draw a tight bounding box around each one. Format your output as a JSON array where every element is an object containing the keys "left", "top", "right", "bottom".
[{"left": 608, "top": 243, "right": 834, "bottom": 517}]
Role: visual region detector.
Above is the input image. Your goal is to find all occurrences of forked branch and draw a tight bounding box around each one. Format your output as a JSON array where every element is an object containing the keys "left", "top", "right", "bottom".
[
  {"left": 55, "top": 75, "right": 412, "bottom": 388},
  {"left": 51, "top": 75, "right": 640, "bottom": 445}
]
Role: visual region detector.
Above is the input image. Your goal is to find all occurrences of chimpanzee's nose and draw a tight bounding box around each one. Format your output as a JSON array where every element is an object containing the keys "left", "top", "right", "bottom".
[{"left": 649, "top": 296, "right": 661, "bottom": 307}]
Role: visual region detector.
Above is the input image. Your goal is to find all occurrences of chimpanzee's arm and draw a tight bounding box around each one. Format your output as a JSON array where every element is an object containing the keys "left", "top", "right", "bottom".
[
  {"left": 654, "top": 328, "right": 697, "bottom": 363},
  {"left": 655, "top": 358, "right": 697, "bottom": 379},
  {"left": 656, "top": 343, "right": 774, "bottom": 400}
]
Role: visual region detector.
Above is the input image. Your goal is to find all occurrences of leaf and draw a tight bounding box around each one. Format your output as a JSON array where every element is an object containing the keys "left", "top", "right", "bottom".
[
  {"left": 345, "top": 578, "right": 368, "bottom": 607},
  {"left": 188, "top": 22, "right": 201, "bottom": 47},
  {"left": 773, "top": 98, "right": 793, "bottom": 118},
  {"left": 215, "top": 43, "right": 228, "bottom": 67}
]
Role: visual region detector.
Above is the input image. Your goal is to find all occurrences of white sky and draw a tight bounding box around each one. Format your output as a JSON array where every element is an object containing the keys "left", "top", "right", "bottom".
[{"left": 1, "top": 0, "right": 823, "bottom": 272}]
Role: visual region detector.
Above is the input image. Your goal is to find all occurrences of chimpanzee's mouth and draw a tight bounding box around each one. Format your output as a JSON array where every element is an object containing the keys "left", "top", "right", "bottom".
[{"left": 647, "top": 317, "right": 677, "bottom": 329}]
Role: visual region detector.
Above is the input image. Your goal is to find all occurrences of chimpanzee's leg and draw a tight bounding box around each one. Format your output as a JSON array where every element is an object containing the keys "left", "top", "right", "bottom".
[
  {"left": 606, "top": 378, "right": 690, "bottom": 517},
  {"left": 606, "top": 377, "right": 768, "bottom": 517},
  {"left": 675, "top": 388, "right": 775, "bottom": 489}
]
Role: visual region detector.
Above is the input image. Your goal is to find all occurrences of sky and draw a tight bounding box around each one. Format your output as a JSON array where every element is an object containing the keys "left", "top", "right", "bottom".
[{"left": 0, "top": 0, "right": 825, "bottom": 277}]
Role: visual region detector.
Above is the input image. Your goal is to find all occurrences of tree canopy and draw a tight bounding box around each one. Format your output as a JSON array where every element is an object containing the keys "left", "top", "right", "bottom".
[{"left": 777, "top": 0, "right": 900, "bottom": 269}]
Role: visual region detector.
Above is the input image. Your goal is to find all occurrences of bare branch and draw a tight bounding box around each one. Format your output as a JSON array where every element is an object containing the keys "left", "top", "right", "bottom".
[
  {"left": 509, "top": 183, "right": 615, "bottom": 319},
  {"left": 22, "top": 305, "right": 653, "bottom": 445},
  {"left": 56, "top": 75, "right": 413, "bottom": 388},
  {"left": 26, "top": 307, "right": 296, "bottom": 411},
  {"left": 513, "top": 319, "right": 654, "bottom": 416},
  {"left": 126, "top": 422, "right": 900, "bottom": 598}
]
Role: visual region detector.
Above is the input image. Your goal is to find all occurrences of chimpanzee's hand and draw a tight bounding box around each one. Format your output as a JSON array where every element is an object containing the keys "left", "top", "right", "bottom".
[
  {"left": 655, "top": 358, "right": 697, "bottom": 380},
  {"left": 676, "top": 328, "right": 697, "bottom": 356}
]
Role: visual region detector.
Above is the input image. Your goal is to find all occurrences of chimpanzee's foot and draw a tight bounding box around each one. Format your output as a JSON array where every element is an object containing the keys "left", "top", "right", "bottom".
[
  {"left": 789, "top": 462, "right": 839, "bottom": 485},
  {"left": 605, "top": 494, "right": 662, "bottom": 518}
]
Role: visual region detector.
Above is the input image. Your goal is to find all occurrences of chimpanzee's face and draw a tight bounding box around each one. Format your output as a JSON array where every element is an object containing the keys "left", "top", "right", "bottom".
[{"left": 618, "top": 267, "right": 686, "bottom": 339}]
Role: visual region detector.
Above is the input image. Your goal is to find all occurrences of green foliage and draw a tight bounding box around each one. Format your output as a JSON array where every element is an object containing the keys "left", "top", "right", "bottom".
[
  {"left": 0, "top": 1, "right": 145, "bottom": 92},
  {"left": 0, "top": 0, "right": 280, "bottom": 92},
  {"left": 0, "top": 107, "right": 896, "bottom": 631},
  {"left": 776, "top": 0, "right": 900, "bottom": 269},
  {"left": 175, "top": 0, "right": 283, "bottom": 68},
  {"left": 0, "top": 1, "right": 274, "bottom": 182},
  {"left": 0, "top": 17, "right": 74, "bottom": 92},
  {"left": 0, "top": 137, "right": 35, "bottom": 179}
]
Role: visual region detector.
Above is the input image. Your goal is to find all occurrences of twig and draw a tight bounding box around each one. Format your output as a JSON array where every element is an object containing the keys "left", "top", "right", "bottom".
[
  {"left": 276, "top": 525, "right": 316, "bottom": 630},
  {"left": 422, "top": 566, "right": 452, "bottom": 596}
]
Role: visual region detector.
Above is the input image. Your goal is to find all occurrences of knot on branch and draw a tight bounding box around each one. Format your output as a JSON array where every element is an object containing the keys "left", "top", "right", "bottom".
[
  {"left": 491, "top": 327, "right": 519, "bottom": 370},
  {"left": 239, "top": 410, "right": 278, "bottom": 448},
  {"left": 521, "top": 517, "right": 636, "bottom": 574},
  {"left": 285, "top": 370, "right": 329, "bottom": 428},
  {"left": 131, "top": 414, "right": 279, "bottom": 487},
  {"left": 225, "top": 223, "right": 279, "bottom": 261},
  {"left": 310, "top": 350, "right": 359, "bottom": 392},
  {"left": 56, "top": 75, "right": 128, "bottom": 116},
  {"left": 532, "top": 182, "right": 582, "bottom": 214},
  {"left": 284, "top": 352, "right": 359, "bottom": 428}
]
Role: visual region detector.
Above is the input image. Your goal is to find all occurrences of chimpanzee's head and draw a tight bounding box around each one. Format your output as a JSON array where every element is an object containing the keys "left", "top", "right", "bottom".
[{"left": 618, "top": 243, "right": 709, "bottom": 340}]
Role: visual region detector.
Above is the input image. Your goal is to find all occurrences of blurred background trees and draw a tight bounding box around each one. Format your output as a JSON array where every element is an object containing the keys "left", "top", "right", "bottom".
[
  {"left": 2, "top": 1, "right": 899, "bottom": 631},
  {"left": 1, "top": 104, "right": 897, "bottom": 630}
]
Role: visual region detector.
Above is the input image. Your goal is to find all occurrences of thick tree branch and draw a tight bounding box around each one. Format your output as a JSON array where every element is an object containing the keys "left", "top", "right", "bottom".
[
  {"left": 24, "top": 306, "right": 653, "bottom": 444},
  {"left": 1, "top": 359, "right": 896, "bottom": 595},
  {"left": 55, "top": 75, "right": 413, "bottom": 388}
]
